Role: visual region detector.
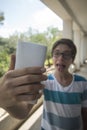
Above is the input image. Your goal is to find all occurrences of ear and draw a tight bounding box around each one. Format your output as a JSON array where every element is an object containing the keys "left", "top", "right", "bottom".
[{"left": 8, "top": 54, "right": 16, "bottom": 70}]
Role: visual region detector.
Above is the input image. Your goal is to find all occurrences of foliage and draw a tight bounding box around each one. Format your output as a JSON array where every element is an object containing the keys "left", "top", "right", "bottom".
[
  {"left": 0, "top": 37, "right": 17, "bottom": 77},
  {"left": 0, "top": 12, "right": 4, "bottom": 25},
  {"left": 45, "top": 58, "right": 53, "bottom": 66},
  {"left": 0, "top": 50, "right": 10, "bottom": 77}
]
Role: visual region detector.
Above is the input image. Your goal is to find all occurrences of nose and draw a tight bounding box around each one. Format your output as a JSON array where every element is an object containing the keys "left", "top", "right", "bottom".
[
  {"left": 56, "top": 55, "right": 64, "bottom": 61},
  {"left": 58, "top": 53, "right": 64, "bottom": 59}
]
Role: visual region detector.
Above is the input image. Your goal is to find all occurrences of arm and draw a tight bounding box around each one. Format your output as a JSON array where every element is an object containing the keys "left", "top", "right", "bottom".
[
  {"left": 81, "top": 107, "right": 87, "bottom": 130},
  {"left": 0, "top": 54, "right": 47, "bottom": 119}
]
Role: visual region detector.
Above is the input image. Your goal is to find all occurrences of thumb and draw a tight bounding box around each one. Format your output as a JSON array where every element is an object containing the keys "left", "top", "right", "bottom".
[{"left": 9, "top": 54, "right": 16, "bottom": 70}]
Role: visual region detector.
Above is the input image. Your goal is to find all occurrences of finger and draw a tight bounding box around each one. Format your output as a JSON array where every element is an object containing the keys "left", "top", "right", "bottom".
[
  {"left": 16, "top": 93, "right": 41, "bottom": 102},
  {"left": 10, "top": 74, "right": 47, "bottom": 86},
  {"left": 7, "top": 67, "right": 46, "bottom": 78},
  {"left": 9, "top": 54, "right": 16, "bottom": 70},
  {"left": 13, "top": 83, "right": 45, "bottom": 95}
]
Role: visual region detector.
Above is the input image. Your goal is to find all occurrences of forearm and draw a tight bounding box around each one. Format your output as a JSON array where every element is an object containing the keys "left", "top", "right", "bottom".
[{"left": 4, "top": 102, "right": 33, "bottom": 119}]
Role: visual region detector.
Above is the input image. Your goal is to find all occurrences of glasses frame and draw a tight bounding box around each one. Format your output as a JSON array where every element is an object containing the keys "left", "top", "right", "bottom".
[{"left": 53, "top": 51, "right": 73, "bottom": 60}]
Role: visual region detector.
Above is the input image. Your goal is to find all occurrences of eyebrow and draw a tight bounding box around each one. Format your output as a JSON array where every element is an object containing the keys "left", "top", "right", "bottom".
[{"left": 54, "top": 50, "right": 72, "bottom": 53}]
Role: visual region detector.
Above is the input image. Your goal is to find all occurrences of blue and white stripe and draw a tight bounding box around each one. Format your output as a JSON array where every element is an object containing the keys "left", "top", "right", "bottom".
[{"left": 43, "top": 109, "right": 81, "bottom": 130}]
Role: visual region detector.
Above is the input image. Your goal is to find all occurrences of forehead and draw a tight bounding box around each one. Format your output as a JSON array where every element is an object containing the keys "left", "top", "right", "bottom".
[{"left": 54, "top": 44, "right": 71, "bottom": 52}]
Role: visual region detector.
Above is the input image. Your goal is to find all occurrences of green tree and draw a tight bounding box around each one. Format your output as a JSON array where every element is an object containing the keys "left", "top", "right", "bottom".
[
  {"left": 0, "top": 35, "right": 18, "bottom": 77},
  {"left": 0, "top": 50, "right": 10, "bottom": 76},
  {"left": 44, "top": 26, "right": 62, "bottom": 67},
  {"left": 0, "top": 12, "right": 4, "bottom": 25},
  {"left": 6, "top": 34, "right": 18, "bottom": 54}
]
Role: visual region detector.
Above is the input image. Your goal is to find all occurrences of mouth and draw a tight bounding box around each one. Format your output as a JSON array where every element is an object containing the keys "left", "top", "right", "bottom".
[{"left": 56, "top": 64, "right": 66, "bottom": 71}]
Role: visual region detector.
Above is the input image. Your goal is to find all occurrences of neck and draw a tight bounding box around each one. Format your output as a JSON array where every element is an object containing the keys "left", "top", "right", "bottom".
[
  {"left": 54, "top": 71, "right": 73, "bottom": 87},
  {"left": 54, "top": 70, "right": 71, "bottom": 79}
]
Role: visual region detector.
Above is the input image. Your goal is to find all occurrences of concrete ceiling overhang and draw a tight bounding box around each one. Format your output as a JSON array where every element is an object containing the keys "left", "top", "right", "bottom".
[{"left": 40, "top": 0, "right": 87, "bottom": 35}]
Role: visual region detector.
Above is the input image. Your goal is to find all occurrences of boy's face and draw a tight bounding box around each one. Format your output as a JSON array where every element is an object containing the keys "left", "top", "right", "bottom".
[{"left": 52, "top": 44, "right": 73, "bottom": 73}]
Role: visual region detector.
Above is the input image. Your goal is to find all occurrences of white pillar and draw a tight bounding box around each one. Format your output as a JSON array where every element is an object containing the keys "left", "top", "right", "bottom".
[
  {"left": 83, "top": 36, "right": 87, "bottom": 62},
  {"left": 80, "top": 33, "right": 85, "bottom": 65},
  {"left": 63, "top": 19, "right": 73, "bottom": 39},
  {"left": 73, "top": 24, "right": 81, "bottom": 70}
]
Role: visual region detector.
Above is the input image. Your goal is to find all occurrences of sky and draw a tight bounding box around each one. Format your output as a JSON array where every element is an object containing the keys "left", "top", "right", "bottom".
[{"left": 0, "top": 0, "right": 63, "bottom": 38}]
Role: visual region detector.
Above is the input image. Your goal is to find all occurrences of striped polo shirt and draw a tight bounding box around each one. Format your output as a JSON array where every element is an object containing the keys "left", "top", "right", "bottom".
[{"left": 41, "top": 74, "right": 87, "bottom": 130}]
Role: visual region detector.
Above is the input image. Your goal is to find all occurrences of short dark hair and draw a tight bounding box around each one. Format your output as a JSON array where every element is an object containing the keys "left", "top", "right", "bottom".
[{"left": 51, "top": 38, "right": 77, "bottom": 61}]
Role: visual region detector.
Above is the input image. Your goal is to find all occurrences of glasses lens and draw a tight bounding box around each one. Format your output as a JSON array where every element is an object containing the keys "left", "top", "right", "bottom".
[
  {"left": 53, "top": 51, "right": 61, "bottom": 58},
  {"left": 64, "top": 53, "right": 72, "bottom": 60}
]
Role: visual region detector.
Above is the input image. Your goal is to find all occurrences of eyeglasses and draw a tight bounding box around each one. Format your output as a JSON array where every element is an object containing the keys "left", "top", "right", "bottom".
[{"left": 53, "top": 51, "right": 73, "bottom": 60}]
